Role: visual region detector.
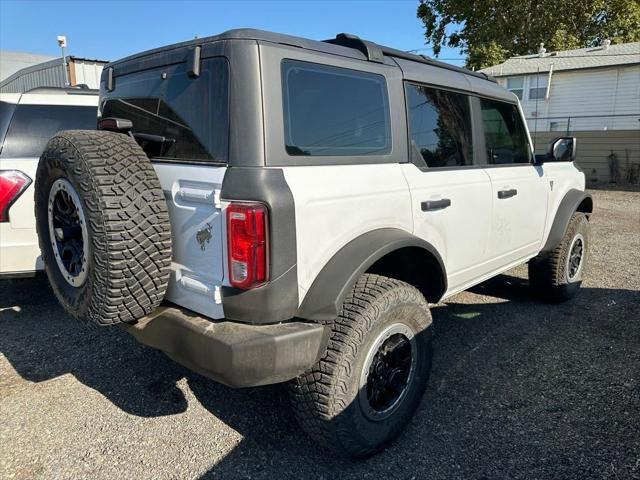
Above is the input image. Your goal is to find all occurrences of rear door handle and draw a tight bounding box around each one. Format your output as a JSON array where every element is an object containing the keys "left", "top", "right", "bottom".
[
  {"left": 421, "top": 198, "right": 451, "bottom": 211},
  {"left": 497, "top": 188, "right": 518, "bottom": 199}
]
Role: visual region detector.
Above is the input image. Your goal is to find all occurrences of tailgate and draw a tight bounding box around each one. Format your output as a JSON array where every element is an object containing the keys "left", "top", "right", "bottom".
[{"left": 154, "top": 163, "right": 227, "bottom": 319}]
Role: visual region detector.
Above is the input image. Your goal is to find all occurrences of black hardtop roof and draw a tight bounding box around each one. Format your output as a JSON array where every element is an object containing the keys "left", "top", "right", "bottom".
[{"left": 107, "top": 28, "right": 495, "bottom": 83}]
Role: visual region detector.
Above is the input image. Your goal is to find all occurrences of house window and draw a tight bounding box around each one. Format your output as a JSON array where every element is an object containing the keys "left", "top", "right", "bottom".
[
  {"left": 529, "top": 74, "right": 549, "bottom": 100},
  {"left": 506, "top": 77, "right": 524, "bottom": 100},
  {"left": 550, "top": 121, "right": 568, "bottom": 132}
]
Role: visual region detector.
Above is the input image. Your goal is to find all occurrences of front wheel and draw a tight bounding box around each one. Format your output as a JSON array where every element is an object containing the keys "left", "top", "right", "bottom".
[
  {"left": 529, "top": 212, "right": 590, "bottom": 302},
  {"left": 289, "top": 274, "right": 433, "bottom": 457}
]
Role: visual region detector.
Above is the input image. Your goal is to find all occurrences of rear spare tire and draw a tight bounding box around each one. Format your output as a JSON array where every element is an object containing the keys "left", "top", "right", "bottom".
[{"left": 35, "top": 130, "right": 172, "bottom": 325}]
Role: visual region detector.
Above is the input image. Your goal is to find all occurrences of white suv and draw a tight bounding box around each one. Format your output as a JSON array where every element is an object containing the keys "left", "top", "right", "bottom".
[
  {"left": 0, "top": 88, "right": 98, "bottom": 276},
  {"left": 32, "top": 30, "right": 592, "bottom": 457}
]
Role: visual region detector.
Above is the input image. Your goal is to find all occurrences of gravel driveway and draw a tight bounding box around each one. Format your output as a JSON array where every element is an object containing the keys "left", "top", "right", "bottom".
[{"left": 1, "top": 189, "right": 638, "bottom": 480}]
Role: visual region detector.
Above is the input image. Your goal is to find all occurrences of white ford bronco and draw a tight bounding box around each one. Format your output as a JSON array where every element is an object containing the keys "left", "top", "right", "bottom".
[{"left": 35, "top": 29, "right": 592, "bottom": 457}]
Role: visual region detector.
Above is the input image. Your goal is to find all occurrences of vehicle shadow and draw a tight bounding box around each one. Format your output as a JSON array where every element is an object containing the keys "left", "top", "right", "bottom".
[
  {"left": 0, "top": 275, "right": 189, "bottom": 417},
  {"left": 1, "top": 274, "right": 638, "bottom": 478}
]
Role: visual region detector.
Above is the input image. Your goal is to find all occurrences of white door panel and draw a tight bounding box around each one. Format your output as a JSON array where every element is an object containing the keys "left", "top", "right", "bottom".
[
  {"left": 283, "top": 164, "right": 412, "bottom": 303},
  {"left": 401, "top": 164, "right": 493, "bottom": 293},
  {"left": 484, "top": 165, "right": 548, "bottom": 266},
  {"left": 153, "top": 163, "right": 227, "bottom": 319}
]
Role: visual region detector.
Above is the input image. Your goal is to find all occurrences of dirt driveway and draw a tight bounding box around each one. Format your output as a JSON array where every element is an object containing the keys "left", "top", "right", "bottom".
[{"left": 1, "top": 189, "right": 638, "bottom": 479}]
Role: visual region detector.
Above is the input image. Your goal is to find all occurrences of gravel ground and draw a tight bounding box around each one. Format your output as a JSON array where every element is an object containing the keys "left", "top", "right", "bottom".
[{"left": 1, "top": 189, "right": 638, "bottom": 480}]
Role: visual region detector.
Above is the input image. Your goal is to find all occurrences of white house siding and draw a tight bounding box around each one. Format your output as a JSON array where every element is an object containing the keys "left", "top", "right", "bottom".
[
  {"left": 498, "top": 65, "right": 640, "bottom": 132},
  {"left": 69, "top": 59, "right": 104, "bottom": 89}
]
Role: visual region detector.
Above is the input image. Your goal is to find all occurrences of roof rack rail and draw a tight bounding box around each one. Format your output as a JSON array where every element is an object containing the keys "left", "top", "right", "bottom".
[
  {"left": 23, "top": 86, "right": 99, "bottom": 95},
  {"left": 323, "top": 33, "right": 384, "bottom": 63},
  {"left": 323, "top": 33, "right": 496, "bottom": 83}
]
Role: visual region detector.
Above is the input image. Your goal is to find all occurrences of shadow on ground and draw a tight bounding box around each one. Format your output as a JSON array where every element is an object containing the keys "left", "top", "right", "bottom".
[{"left": 1, "top": 274, "right": 638, "bottom": 479}]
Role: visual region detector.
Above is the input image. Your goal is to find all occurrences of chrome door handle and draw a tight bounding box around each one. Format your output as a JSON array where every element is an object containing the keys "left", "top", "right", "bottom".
[
  {"left": 421, "top": 198, "right": 451, "bottom": 211},
  {"left": 497, "top": 189, "right": 517, "bottom": 199}
]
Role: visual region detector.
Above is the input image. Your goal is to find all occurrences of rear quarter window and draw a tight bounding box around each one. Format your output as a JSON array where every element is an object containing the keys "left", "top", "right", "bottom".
[
  {"left": 281, "top": 60, "right": 391, "bottom": 157},
  {"left": 1, "top": 104, "right": 97, "bottom": 158},
  {"left": 0, "top": 101, "right": 16, "bottom": 154}
]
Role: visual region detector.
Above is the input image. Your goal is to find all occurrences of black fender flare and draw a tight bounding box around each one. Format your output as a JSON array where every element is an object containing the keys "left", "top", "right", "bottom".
[
  {"left": 541, "top": 189, "right": 593, "bottom": 253},
  {"left": 296, "top": 228, "right": 446, "bottom": 322}
]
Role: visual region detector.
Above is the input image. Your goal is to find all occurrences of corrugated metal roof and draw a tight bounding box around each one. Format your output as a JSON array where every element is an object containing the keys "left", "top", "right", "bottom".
[
  {"left": 0, "top": 50, "right": 56, "bottom": 81},
  {"left": 480, "top": 42, "right": 640, "bottom": 77},
  {"left": 0, "top": 55, "right": 109, "bottom": 93}
]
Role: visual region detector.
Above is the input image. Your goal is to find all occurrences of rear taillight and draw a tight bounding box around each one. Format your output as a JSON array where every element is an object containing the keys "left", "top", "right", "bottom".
[
  {"left": 226, "top": 202, "right": 269, "bottom": 289},
  {"left": 0, "top": 170, "right": 31, "bottom": 223}
]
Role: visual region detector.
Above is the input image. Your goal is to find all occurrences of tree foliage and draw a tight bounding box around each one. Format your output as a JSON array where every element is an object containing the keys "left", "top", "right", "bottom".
[{"left": 417, "top": 0, "right": 640, "bottom": 69}]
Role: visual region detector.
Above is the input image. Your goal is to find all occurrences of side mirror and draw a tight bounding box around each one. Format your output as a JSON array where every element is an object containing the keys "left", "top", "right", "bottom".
[{"left": 548, "top": 137, "right": 576, "bottom": 162}]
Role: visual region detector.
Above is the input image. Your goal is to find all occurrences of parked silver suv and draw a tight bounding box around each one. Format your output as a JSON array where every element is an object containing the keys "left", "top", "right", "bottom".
[{"left": 0, "top": 87, "right": 98, "bottom": 276}]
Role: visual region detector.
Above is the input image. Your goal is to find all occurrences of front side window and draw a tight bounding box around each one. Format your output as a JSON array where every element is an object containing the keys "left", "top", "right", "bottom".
[
  {"left": 480, "top": 98, "right": 531, "bottom": 164},
  {"left": 282, "top": 60, "right": 391, "bottom": 156},
  {"left": 405, "top": 83, "right": 473, "bottom": 168},
  {"left": 1, "top": 104, "right": 97, "bottom": 158},
  {"left": 101, "top": 57, "right": 229, "bottom": 163},
  {"left": 506, "top": 77, "right": 524, "bottom": 100}
]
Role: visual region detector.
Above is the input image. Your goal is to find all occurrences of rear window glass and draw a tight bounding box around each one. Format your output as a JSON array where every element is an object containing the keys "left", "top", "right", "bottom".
[
  {"left": 101, "top": 57, "right": 229, "bottom": 163},
  {"left": 282, "top": 60, "right": 391, "bottom": 157},
  {"left": 1, "top": 104, "right": 97, "bottom": 158}
]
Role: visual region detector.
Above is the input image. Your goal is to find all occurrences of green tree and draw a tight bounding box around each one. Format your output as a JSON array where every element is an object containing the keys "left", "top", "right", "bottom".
[{"left": 417, "top": 0, "right": 640, "bottom": 70}]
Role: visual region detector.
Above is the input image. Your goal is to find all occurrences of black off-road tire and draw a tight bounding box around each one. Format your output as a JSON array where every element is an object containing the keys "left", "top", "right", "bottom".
[
  {"left": 289, "top": 274, "right": 433, "bottom": 458},
  {"left": 529, "top": 212, "right": 590, "bottom": 302},
  {"left": 35, "top": 130, "right": 172, "bottom": 325}
]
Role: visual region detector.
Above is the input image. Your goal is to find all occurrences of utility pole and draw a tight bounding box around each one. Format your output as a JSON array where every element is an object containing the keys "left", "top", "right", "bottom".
[{"left": 57, "top": 35, "right": 70, "bottom": 87}]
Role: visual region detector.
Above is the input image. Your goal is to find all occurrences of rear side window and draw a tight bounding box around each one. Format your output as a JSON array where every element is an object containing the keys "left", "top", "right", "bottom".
[
  {"left": 101, "top": 57, "right": 229, "bottom": 163},
  {"left": 405, "top": 84, "right": 473, "bottom": 168},
  {"left": 1, "top": 104, "right": 97, "bottom": 158},
  {"left": 0, "top": 101, "right": 16, "bottom": 154},
  {"left": 282, "top": 60, "right": 391, "bottom": 157},
  {"left": 480, "top": 99, "right": 531, "bottom": 164}
]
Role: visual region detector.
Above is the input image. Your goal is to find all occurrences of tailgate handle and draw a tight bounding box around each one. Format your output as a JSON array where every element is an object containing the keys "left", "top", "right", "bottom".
[
  {"left": 498, "top": 188, "right": 518, "bottom": 199},
  {"left": 421, "top": 198, "right": 451, "bottom": 211},
  {"left": 178, "top": 186, "right": 214, "bottom": 203}
]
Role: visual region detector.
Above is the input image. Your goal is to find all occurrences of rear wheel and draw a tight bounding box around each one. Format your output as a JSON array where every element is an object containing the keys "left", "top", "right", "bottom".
[
  {"left": 35, "top": 130, "right": 172, "bottom": 325},
  {"left": 529, "top": 212, "right": 590, "bottom": 302},
  {"left": 290, "top": 274, "right": 433, "bottom": 457}
]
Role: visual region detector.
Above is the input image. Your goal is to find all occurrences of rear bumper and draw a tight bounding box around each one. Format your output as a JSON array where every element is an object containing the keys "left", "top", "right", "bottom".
[{"left": 123, "top": 306, "right": 329, "bottom": 388}]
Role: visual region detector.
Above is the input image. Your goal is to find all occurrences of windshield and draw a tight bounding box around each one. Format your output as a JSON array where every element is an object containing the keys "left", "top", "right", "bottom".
[{"left": 101, "top": 57, "right": 229, "bottom": 163}]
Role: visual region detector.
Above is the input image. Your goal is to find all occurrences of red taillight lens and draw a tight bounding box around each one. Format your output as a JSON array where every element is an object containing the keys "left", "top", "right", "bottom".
[
  {"left": 0, "top": 170, "right": 31, "bottom": 223},
  {"left": 226, "top": 202, "right": 269, "bottom": 289}
]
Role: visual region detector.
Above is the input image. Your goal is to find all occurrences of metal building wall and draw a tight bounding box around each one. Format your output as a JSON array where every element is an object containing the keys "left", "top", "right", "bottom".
[{"left": 0, "top": 56, "right": 107, "bottom": 93}]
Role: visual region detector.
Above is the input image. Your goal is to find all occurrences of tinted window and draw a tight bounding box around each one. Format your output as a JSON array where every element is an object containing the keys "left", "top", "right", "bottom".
[
  {"left": 282, "top": 60, "right": 391, "bottom": 156},
  {"left": 406, "top": 84, "right": 473, "bottom": 168},
  {"left": 0, "top": 101, "right": 17, "bottom": 154},
  {"left": 1, "top": 104, "right": 97, "bottom": 158},
  {"left": 101, "top": 57, "right": 229, "bottom": 163},
  {"left": 480, "top": 99, "right": 531, "bottom": 164}
]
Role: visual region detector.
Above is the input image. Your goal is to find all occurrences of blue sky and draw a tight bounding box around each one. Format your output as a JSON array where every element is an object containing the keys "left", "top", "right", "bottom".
[{"left": 0, "top": 0, "right": 465, "bottom": 64}]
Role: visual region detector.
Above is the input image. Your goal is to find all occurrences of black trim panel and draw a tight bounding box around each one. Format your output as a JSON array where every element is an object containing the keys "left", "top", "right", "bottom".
[
  {"left": 220, "top": 167, "right": 298, "bottom": 323},
  {"left": 296, "top": 228, "right": 446, "bottom": 322},
  {"left": 124, "top": 306, "right": 329, "bottom": 387},
  {"left": 541, "top": 189, "right": 593, "bottom": 252}
]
